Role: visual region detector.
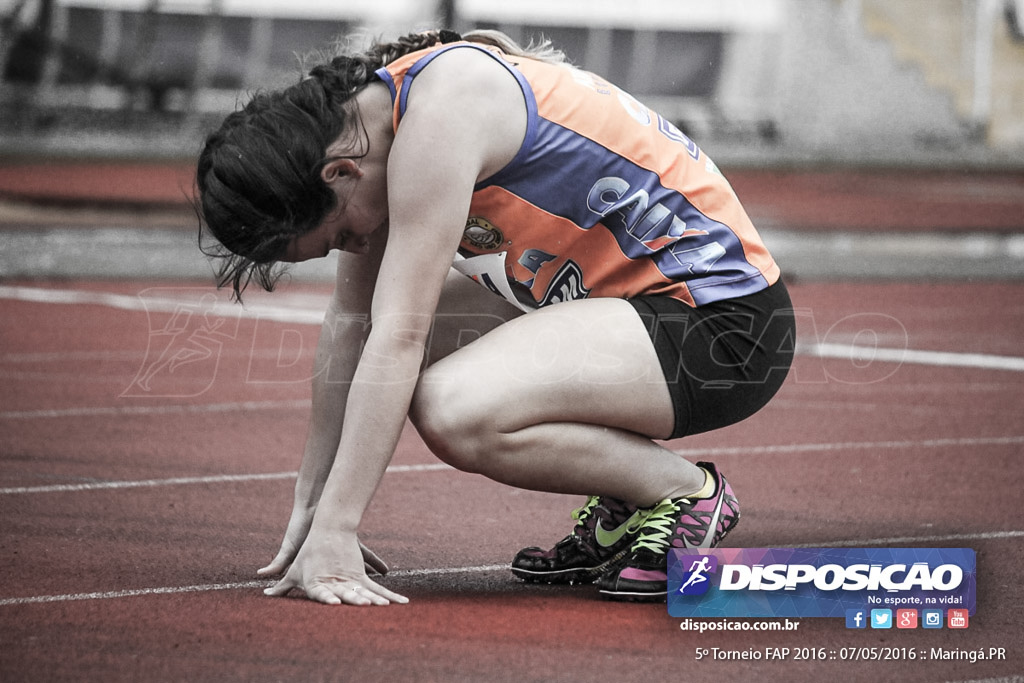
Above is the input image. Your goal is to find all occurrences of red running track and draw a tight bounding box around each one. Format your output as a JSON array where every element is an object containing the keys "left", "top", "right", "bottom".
[{"left": 1, "top": 278, "right": 1022, "bottom": 682}]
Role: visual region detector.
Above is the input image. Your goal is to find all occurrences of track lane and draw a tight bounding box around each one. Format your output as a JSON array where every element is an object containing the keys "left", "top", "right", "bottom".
[{"left": 2, "top": 279, "right": 1023, "bottom": 682}]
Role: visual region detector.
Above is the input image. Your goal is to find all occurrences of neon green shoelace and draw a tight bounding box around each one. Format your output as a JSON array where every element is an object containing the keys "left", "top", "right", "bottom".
[
  {"left": 571, "top": 495, "right": 601, "bottom": 528},
  {"left": 630, "top": 498, "right": 687, "bottom": 554}
]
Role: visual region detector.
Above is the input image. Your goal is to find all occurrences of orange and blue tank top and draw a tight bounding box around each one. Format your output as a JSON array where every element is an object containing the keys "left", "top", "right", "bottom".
[{"left": 375, "top": 42, "right": 780, "bottom": 308}]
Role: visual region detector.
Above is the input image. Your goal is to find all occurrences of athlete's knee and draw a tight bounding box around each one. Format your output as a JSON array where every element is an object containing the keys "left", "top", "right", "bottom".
[{"left": 408, "top": 370, "right": 496, "bottom": 474}]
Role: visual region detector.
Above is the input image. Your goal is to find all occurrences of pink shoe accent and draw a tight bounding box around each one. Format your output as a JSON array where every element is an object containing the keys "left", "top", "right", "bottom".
[{"left": 618, "top": 567, "right": 667, "bottom": 582}]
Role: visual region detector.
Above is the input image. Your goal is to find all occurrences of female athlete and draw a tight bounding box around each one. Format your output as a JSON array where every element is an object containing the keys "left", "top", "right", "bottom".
[{"left": 196, "top": 29, "right": 795, "bottom": 605}]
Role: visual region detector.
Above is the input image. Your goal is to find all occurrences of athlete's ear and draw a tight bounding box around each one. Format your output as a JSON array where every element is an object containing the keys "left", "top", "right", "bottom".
[{"left": 320, "top": 158, "right": 362, "bottom": 184}]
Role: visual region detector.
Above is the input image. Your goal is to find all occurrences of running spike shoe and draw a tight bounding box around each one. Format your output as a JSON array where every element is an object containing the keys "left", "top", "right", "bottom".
[
  {"left": 596, "top": 462, "right": 739, "bottom": 601},
  {"left": 511, "top": 496, "right": 652, "bottom": 584}
]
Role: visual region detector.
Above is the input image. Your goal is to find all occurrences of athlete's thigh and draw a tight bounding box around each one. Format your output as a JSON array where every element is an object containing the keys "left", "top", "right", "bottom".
[
  {"left": 423, "top": 296, "right": 675, "bottom": 439},
  {"left": 426, "top": 268, "right": 524, "bottom": 365}
]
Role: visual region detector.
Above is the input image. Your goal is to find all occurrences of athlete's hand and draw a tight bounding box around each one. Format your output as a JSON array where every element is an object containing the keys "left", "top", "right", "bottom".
[
  {"left": 257, "top": 506, "right": 389, "bottom": 578},
  {"left": 263, "top": 529, "right": 408, "bottom": 606}
]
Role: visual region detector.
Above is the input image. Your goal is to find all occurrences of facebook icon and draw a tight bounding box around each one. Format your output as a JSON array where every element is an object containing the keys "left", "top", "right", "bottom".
[{"left": 846, "top": 609, "right": 867, "bottom": 629}]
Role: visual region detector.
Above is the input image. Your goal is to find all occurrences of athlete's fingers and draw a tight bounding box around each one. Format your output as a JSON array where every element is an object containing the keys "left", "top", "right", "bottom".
[
  {"left": 263, "top": 575, "right": 297, "bottom": 598},
  {"left": 305, "top": 583, "right": 346, "bottom": 606},
  {"left": 346, "top": 585, "right": 388, "bottom": 606},
  {"left": 263, "top": 572, "right": 406, "bottom": 605},
  {"left": 363, "top": 577, "right": 409, "bottom": 605},
  {"left": 257, "top": 550, "right": 292, "bottom": 577},
  {"left": 359, "top": 541, "right": 389, "bottom": 576},
  {"left": 320, "top": 578, "right": 407, "bottom": 606}
]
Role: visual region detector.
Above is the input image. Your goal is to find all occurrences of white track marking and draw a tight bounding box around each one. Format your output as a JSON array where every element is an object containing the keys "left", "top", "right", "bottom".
[
  {"left": 798, "top": 529, "right": 1024, "bottom": 548},
  {"left": 2, "top": 531, "right": 1021, "bottom": 607},
  {"left": 4, "top": 284, "right": 1024, "bottom": 372},
  {"left": 0, "top": 399, "right": 311, "bottom": 420},
  {"left": 0, "top": 563, "right": 512, "bottom": 607},
  {"left": 801, "top": 341, "right": 1024, "bottom": 372},
  {"left": 0, "top": 582, "right": 276, "bottom": 606},
  {"left": 395, "top": 563, "right": 508, "bottom": 577},
  {"left": 0, "top": 463, "right": 453, "bottom": 495},
  {"left": 674, "top": 435, "right": 1024, "bottom": 458},
  {"left": 0, "top": 435, "right": 1017, "bottom": 495},
  {"left": 0, "top": 284, "right": 325, "bottom": 324},
  {"left": 0, "top": 472, "right": 298, "bottom": 495}
]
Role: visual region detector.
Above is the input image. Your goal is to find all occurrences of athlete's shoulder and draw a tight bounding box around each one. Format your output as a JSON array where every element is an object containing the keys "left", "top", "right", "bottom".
[
  {"left": 382, "top": 42, "right": 508, "bottom": 83},
  {"left": 417, "top": 43, "right": 519, "bottom": 88},
  {"left": 389, "top": 44, "right": 528, "bottom": 183}
]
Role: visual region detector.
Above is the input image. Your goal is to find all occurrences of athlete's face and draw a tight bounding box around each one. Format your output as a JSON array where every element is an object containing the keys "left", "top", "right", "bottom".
[
  {"left": 280, "top": 157, "right": 388, "bottom": 263},
  {"left": 281, "top": 83, "right": 395, "bottom": 264}
]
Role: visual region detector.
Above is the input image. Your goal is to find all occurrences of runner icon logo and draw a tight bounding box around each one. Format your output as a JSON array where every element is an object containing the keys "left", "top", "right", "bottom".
[{"left": 678, "top": 555, "right": 718, "bottom": 596}]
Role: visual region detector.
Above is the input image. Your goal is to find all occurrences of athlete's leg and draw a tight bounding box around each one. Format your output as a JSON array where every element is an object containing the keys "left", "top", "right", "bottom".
[
  {"left": 425, "top": 268, "right": 524, "bottom": 365},
  {"left": 409, "top": 297, "right": 706, "bottom": 507}
]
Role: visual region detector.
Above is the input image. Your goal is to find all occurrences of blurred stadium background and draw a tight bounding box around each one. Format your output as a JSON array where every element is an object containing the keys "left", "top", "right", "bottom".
[
  {"left": 1, "top": 0, "right": 1023, "bottom": 281},
  {"left": 2, "top": 0, "right": 1024, "bottom": 162}
]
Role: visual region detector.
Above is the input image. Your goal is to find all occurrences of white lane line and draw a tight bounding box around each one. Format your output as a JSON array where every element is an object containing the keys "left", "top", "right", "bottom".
[
  {"left": 0, "top": 284, "right": 325, "bottom": 325},
  {"left": 0, "top": 399, "right": 311, "bottom": 420},
  {"left": 4, "top": 284, "right": 1024, "bottom": 372},
  {"left": 801, "top": 341, "right": 1024, "bottom": 372},
  {"left": 0, "top": 463, "right": 453, "bottom": 495},
  {"left": 2, "top": 530, "right": 1020, "bottom": 607},
  {"left": 0, "top": 581, "right": 275, "bottom": 606},
  {"left": 0, "top": 565, "right": 511, "bottom": 607},
  {"left": 674, "top": 435, "right": 1024, "bottom": 458},
  {"left": 0, "top": 472, "right": 298, "bottom": 495},
  {"left": 798, "top": 529, "right": 1024, "bottom": 548},
  {"left": 1, "top": 436, "right": 1017, "bottom": 495}
]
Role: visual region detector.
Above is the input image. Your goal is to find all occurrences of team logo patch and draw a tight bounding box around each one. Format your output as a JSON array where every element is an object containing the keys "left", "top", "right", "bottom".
[
  {"left": 462, "top": 217, "right": 505, "bottom": 250},
  {"left": 539, "top": 260, "right": 590, "bottom": 306}
]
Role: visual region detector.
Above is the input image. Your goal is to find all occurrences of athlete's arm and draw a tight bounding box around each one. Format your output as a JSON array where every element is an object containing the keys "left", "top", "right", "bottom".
[
  {"left": 265, "top": 46, "right": 527, "bottom": 605},
  {"left": 257, "top": 231, "right": 388, "bottom": 578}
]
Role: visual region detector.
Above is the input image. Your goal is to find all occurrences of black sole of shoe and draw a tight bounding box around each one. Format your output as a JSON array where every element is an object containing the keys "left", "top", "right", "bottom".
[
  {"left": 510, "top": 567, "right": 603, "bottom": 585},
  {"left": 597, "top": 588, "right": 668, "bottom": 603}
]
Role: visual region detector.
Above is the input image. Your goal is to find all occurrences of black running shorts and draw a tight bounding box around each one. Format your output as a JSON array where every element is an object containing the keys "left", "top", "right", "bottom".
[{"left": 627, "top": 279, "right": 795, "bottom": 440}]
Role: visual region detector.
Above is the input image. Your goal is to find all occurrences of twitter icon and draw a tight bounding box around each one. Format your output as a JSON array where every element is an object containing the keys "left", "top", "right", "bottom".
[{"left": 870, "top": 609, "right": 892, "bottom": 629}]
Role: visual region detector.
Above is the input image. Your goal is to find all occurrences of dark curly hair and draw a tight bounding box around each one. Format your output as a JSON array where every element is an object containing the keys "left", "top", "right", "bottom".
[{"left": 195, "top": 29, "right": 564, "bottom": 301}]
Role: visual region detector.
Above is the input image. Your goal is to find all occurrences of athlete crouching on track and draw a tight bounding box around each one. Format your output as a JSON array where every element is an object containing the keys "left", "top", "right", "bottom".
[{"left": 196, "top": 29, "right": 795, "bottom": 605}]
